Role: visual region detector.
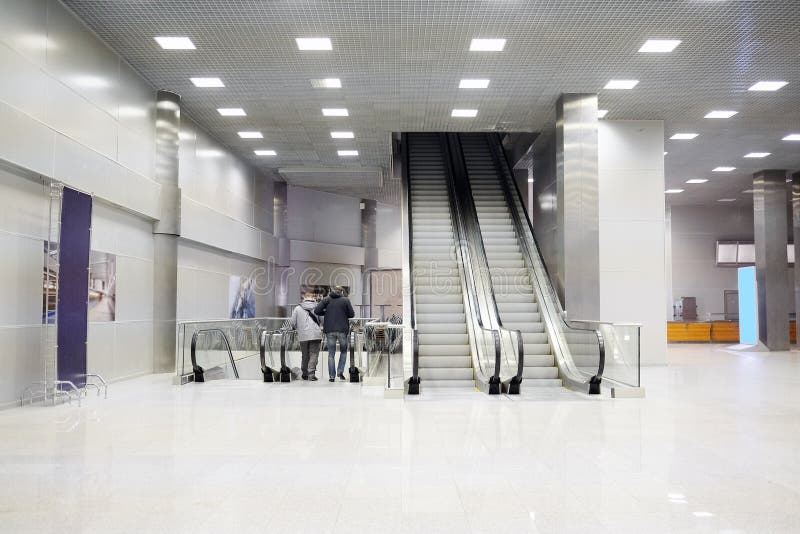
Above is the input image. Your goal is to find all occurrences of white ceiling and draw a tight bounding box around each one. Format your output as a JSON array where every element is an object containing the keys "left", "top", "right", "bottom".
[{"left": 62, "top": 0, "right": 800, "bottom": 206}]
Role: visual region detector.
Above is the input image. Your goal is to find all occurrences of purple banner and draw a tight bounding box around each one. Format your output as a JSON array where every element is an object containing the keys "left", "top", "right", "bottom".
[{"left": 57, "top": 187, "right": 92, "bottom": 388}]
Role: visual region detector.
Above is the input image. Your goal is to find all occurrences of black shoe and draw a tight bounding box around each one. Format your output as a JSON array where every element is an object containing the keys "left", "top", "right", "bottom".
[
  {"left": 337, "top": 373, "right": 346, "bottom": 381},
  {"left": 301, "top": 375, "right": 308, "bottom": 381},
  {"left": 329, "top": 378, "right": 335, "bottom": 382},
  {"left": 310, "top": 376, "right": 318, "bottom": 381}
]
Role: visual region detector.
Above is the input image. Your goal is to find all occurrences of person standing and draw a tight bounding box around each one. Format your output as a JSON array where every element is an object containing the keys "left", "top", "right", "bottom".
[
  {"left": 289, "top": 291, "right": 324, "bottom": 381},
  {"left": 314, "top": 286, "right": 355, "bottom": 382}
]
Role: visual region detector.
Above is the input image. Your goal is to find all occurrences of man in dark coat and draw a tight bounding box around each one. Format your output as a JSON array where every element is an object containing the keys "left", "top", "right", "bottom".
[{"left": 314, "top": 286, "right": 355, "bottom": 382}]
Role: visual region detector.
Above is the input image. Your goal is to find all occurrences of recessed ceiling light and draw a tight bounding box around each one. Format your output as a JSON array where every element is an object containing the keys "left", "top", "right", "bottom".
[
  {"left": 743, "top": 189, "right": 755, "bottom": 193},
  {"left": 712, "top": 166, "right": 736, "bottom": 172},
  {"left": 604, "top": 79, "right": 639, "bottom": 90},
  {"left": 527, "top": 178, "right": 534, "bottom": 183},
  {"left": 717, "top": 199, "right": 736, "bottom": 202},
  {"left": 338, "top": 150, "right": 359, "bottom": 157},
  {"left": 686, "top": 179, "right": 708, "bottom": 184},
  {"left": 238, "top": 131, "right": 263, "bottom": 139},
  {"left": 744, "top": 152, "right": 770, "bottom": 158},
  {"left": 155, "top": 36, "right": 195, "bottom": 50},
  {"left": 597, "top": 109, "right": 609, "bottom": 118},
  {"left": 296, "top": 37, "right": 332, "bottom": 51},
  {"left": 254, "top": 149, "right": 276, "bottom": 156},
  {"left": 196, "top": 149, "right": 223, "bottom": 158},
  {"left": 190, "top": 77, "right": 224, "bottom": 88},
  {"left": 748, "top": 81, "right": 787, "bottom": 91},
  {"left": 670, "top": 133, "right": 698, "bottom": 140},
  {"left": 322, "top": 108, "right": 348, "bottom": 117},
  {"left": 310, "top": 78, "right": 341, "bottom": 88},
  {"left": 331, "top": 131, "right": 354, "bottom": 139},
  {"left": 692, "top": 512, "right": 715, "bottom": 518},
  {"left": 664, "top": 151, "right": 668, "bottom": 156},
  {"left": 782, "top": 134, "right": 800, "bottom": 141},
  {"left": 452, "top": 109, "right": 478, "bottom": 117},
  {"left": 638, "top": 39, "right": 681, "bottom": 53},
  {"left": 469, "top": 38, "right": 506, "bottom": 51},
  {"left": 704, "top": 110, "right": 737, "bottom": 119},
  {"left": 665, "top": 189, "right": 684, "bottom": 194},
  {"left": 459, "top": 79, "right": 490, "bottom": 89},
  {"left": 217, "top": 108, "right": 246, "bottom": 116}
]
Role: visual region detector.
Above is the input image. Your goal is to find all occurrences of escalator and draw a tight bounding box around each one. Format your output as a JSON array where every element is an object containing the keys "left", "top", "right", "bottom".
[
  {"left": 406, "top": 133, "right": 473, "bottom": 388},
  {"left": 451, "top": 132, "right": 607, "bottom": 394},
  {"left": 457, "top": 133, "right": 561, "bottom": 387}
]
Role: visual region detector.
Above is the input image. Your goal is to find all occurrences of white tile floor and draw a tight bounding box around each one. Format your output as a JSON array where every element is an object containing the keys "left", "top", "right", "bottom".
[{"left": 1, "top": 344, "right": 799, "bottom": 533}]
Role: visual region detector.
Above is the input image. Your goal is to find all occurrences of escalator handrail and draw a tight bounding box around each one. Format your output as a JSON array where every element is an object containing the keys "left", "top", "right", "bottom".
[
  {"left": 450, "top": 133, "right": 525, "bottom": 383},
  {"left": 190, "top": 328, "right": 239, "bottom": 380},
  {"left": 401, "top": 133, "right": 421, "bottom": 386},
  {"left": 438, "top": 134, "right": 503, "bottom": 384},
  {"left": 485, "top": 133, "right": 606, "bottom": 387}
]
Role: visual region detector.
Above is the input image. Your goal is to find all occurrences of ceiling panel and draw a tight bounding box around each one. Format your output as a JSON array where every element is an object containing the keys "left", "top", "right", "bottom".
[{"left": 61, "top": 0, "right": 800, "bottom": 206}]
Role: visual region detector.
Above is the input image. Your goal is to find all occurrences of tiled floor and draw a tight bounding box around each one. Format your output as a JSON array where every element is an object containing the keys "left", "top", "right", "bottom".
[{"left": 1, "top": 344, "right": 799, "bottom": 533}]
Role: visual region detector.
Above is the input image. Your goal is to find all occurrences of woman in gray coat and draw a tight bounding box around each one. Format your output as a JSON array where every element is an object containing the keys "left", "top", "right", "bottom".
[{"left": 289, "top": 291, "right": 324, "bottom": 380}]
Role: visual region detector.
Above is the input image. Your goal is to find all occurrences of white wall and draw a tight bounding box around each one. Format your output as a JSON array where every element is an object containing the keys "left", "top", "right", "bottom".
[
  {"left": 0, "top": 166, "right": 48, "bottom": 407},
  {"left": 598, "top": 120, "right": 667, "bottom": 366},
  {"left": 88, "top": 202, "right": 154, "bottom": 382},
  {"left": 178, "top": 117, "right": 276, "bottom": 261},
  {"left": 287, "top": 186, "right": 361, "bottom": 247},
  {"left": 0, "top": 0, "right": 160, "bottom": 219}
]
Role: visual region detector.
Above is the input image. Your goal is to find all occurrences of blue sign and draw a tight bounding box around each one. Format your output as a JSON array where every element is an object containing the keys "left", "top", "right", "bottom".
[{"left": 738, "top": 266, "right": 758, "bottom": 345}]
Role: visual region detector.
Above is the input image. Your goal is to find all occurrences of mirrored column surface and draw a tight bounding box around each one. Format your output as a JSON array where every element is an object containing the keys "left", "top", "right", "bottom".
[{"left": 754, "top": 169, "right": 790, "bottom": 350}]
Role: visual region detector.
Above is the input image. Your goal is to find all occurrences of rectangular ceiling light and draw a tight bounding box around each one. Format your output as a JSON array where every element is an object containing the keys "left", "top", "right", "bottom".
[
  {"left": 459, "top": 79, "right": 490, "bottom": 89},
  {"left": 744, "top": 152, "right": 770, "bottom": 158},
  {"left": 748, "top": 81, "right": 787, "bottom": 91},
  {"left": 670, "top": 133, "right": 698, "bottom": 140},
  {"left": 238, "top": 131, "right": 263, "bottom": 139},
  {"left": 665, "top": 189, "right": 684, "bottom": 194},
  {"left": 717, "top": 198, "right": 736, "bottom": 202},
  {"left": 452, "top": 109, "right": 478, "bottom": 117},
  {"left": 311, "top": 78, "right": 341, "bottom": 88},
  {"left": 638, "top": 39, "right": 681, "bottom": 53},
  {"left": 254, "top": 149, "right": 277, "bottom": 156},
  {"left": 686, "top": 179, "right": 708, "bottom": 184},
  {"left": 331, "top": 131, "right": 354, "bottom": 139},
  {"left": 597, "top": 109, "right": 609, "bottom": 118},
  {"left": 604, "top": 79, "right": 639, "bottom": 89},
  {"left": 470, "top": 39, "right": 506, "bottom": 51},
  {"left": 155, "top": 36, "right": 195, "bottom": 50},
  {"left": 296, "top": 38, "right": 332, "bottom": 50},
  {"left": 190, "top": 77, "right": 224, "bottom": 88},
  {"left": 217, "top": 108, "right": 246, "bottom": 116},
  {"left": 705, "top": 110, "right": 737, "bottom": 118},
  {"left": 712, "top": 166, "right": 736, "bottom": 172},
  {"left": 322, "top": 108, "right": 348, "bottom": 117},
  {"left": 196, "top": 148, "right": 223, "bottom": 158},
  {"left": 782, "top": 134, "right": 800, "bottom": 141},
  {"left": 338, "top": 150, "right": 359, "bottom": 157}
]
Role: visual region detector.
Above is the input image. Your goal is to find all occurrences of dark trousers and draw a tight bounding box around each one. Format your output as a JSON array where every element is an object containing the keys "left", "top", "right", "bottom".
[{"left": 300, "top": 340, "right": 322, "bottom": 378}]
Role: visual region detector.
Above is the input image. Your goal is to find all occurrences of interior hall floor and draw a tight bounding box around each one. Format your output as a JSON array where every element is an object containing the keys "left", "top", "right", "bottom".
[{"left": 1, "top": 344, "right": 799, "bottom": 534}]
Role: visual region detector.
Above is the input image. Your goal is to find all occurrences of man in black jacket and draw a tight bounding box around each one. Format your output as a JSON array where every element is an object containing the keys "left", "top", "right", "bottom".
[{"left": 314, "top": 286, "right": 355, "bottom": 382}]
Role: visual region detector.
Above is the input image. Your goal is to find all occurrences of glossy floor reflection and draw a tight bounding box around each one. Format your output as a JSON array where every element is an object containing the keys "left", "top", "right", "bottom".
[{"left": 1, "top": 344, "right": 799, "bottom": 533}]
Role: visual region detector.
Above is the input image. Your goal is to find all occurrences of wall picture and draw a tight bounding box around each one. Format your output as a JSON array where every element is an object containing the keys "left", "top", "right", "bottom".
[
  {"left": 229, "top": 274, "right": 256, "bottom": 319},
  {"left": 88, "top": 251, "right": 116, "bottom": 322}
]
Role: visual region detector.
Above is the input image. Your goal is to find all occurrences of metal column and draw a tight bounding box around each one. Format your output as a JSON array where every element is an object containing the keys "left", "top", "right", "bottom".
[
  {"left": 556, "top": 93, "right": 600, "bottom": 320},
  {"left": 273, "top": 181, "right": 290, "bottom": 314},
  {"left": 361, "top": 199, "right": 378, "bottom": 317},
  {"left": 153, "top": 91, "right": 181, "bottom": 372},
  {"left": 754, "top": 169, "right": 790, "bottom": 351},
  {"left": 793, "top": 171, "right": 800, "bottom": 341}
]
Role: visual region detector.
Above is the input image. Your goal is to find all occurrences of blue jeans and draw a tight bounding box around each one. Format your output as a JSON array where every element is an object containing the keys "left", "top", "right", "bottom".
[{"left": 327, "top": 332, "right": 349, "bottom": 378}]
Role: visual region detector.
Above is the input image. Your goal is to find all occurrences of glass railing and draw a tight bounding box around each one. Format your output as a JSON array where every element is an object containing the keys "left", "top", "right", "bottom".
[
  {"left": 363, "top": 320, "right": 404, "bottom": 390},
  {"left": 486, "top": 133, "right": 642, "bottom": 393},
  {"left": 176, "top": 317, "right": 290, "bottom": 382}
]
